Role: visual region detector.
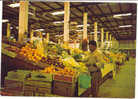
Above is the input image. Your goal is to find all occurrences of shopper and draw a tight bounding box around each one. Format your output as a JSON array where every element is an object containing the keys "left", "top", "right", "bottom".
[{"left": 82, "top": 40, "right": 105, "bottom": 97}]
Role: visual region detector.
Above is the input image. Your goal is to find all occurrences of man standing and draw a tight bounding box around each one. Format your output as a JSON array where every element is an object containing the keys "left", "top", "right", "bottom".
[{"left": 81, "top": 40, "right": 105, "bottom": 97}]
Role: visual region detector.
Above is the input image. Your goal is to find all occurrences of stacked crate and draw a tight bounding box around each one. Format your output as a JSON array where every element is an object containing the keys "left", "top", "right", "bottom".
[
  {"left": 23, "top": 72, "right": 53, "bottom": 96},
  {"left": 4, "top": 70, "right": 31, "bottom": 96},
  {"left": 53, "top": 74, "right": 78, "bottom": 97}
]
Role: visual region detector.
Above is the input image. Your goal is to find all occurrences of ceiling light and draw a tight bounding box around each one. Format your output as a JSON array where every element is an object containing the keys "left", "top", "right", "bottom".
[
  {"left": 16, "top": 26, "right": 19, "bottom": 29},
  {"left": 28, "top": 12, "right": 34, "bottom": 16},
  {"left": 91, "top": 31, "right": 100, "bottom": 34},
  {"left": 10, "top": 27, "right": 13, "bottom": 29},
  {"left": 76, "top": 29, "right": 83, "bottom": 32},
  {"left": 51, "top": 11, "right": 64, "bottom": 15},
  {"left": 35, "top": 29, "right": 44, "bottom": 31},
  {"left": 119, "top": 25, "right": 132, "bottom": 28},
  {"left": 8, "top": 3, "right": 20, "bottom": 8},
  {"left": 42, "top": 33, "right": 46, "bottom": 35},
  {"left": 77, "top": 24, "right": 90, "bottom": 27},
  {"left": 113, "top": 13, "right": 132, "bottom": 18},
  {"left": 2, "top": 19, "right": 9, "bottom": 23},
  {"left": 53, "top": 21, "right": 64, "bottom": 24}
]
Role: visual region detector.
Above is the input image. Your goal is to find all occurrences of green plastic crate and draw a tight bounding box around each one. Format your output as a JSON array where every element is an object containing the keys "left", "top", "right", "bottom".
[
  {"left": 24, "top": 80, "right": 52, "bottom": 89},
  {"left": 31, "top": 72, "right": 53, "bottom": 82},
  {"left": 6, "top": 70, "right": 32, "bottom": 81}
]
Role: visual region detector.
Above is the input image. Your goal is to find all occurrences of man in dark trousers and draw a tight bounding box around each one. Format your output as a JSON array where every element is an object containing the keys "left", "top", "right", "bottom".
[{"left": 80, "top": 40, "right": 105, "bottom": 97}]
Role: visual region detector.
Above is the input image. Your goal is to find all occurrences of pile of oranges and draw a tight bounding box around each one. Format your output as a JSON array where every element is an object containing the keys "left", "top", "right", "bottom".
[
  {"left": 19, "top": 43, "right": 44, "bottom": 62},
  {"left": 42, "top": 66, "right": 76, "bottom": 76}
]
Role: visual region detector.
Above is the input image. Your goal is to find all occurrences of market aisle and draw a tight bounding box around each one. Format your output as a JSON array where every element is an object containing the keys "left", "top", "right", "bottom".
[{"left": 98, "top": 58, "right": 136, "bottom": 98}]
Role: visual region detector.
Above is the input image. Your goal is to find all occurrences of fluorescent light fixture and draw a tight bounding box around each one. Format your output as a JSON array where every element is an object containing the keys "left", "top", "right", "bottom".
[
  {"left": 35, "top": 29, "right": 44, "bottom": 31},
  {"left": 2, "top": 19, "right": 9, "bottom": 23},
  {"left": 16, "top": 26, "right": 19, "bottom": 29},
  {"left": 119, "top": 25, "right": 132, "bottom": 28},
  {"left": 91, "top": 31, "right": 100, "bottom": 34},
  {"left": 51, "top": 11, "right": 64, "bottom": 15},
  {"left": 53, "top": 21, "right": 64, "bottom": 24},
  {"left": 8, "top": 3, "right": 20, "bottom": 8},
  {"left": 10, "top": 27, "right": 13, "bottom": 29},
  {"left": 113, "top": 13, "right": 132, "bottom": 17},
  {"left": 42, "top": 33, "right": 46, "bottom": 35},
  {"left": 76, "top": 29, "right": 83, "bottom": 32},
  {"left": 55, "top": 35, "right": 63, "bottom": 37},
  {"left": 77, "top": 24, "right": 90, "bottom": 27},
  {"left": 28, "top": 12, "right": 34, "bottom": 16}
]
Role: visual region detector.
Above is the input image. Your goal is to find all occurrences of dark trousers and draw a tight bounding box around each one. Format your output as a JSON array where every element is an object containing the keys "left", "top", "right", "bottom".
[{"left": 90, "top": 70, "right": 102, "bottom": 97}]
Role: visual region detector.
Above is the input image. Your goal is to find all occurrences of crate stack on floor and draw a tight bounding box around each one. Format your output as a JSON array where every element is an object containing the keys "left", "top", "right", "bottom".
[
  {"left": 53, "top": 73, "right": 78, "bottom": 97},
  {"left": 23, "top": 72, "right": 53, "bottom": 96},
  {"left": 3, "top": 70, "right": 31, "bottom": 96},
  {"left": 3, "top": 70, "right": 53, "bottom": 96}
]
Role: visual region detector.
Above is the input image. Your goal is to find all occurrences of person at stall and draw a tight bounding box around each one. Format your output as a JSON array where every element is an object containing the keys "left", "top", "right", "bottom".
[{"left": 81, "top": 40, "right": 105, "bottom": 97}]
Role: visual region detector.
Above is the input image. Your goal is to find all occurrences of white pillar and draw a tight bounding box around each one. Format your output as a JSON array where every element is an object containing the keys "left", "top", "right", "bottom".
[
  {"left": 100, "top": 28, "right": 104, "bottom": 48},
  {"left": 110, "top": 34, "right": 112, "bottom": 48},
  {"left": 83, "top": 12, "right": 88, "bottom": 40},
  {"left": 106, "top": 32, "right": 109, "bottom": 41},
  {"left": 64, "top": 2, "right": 70, "bottom": 45},
  {"left": 46, "top": 33, "right": 49, "bottom": 42},
  {"left": 106, "top": 32, "right": 109, "bottom": 49},
  {"left": 18, "top": 1, "right": 29, "bottom": 42},
  {"left": 7, "top": 23, "right": 11, "bottom": 38},
  {"left": 94, "top": 22, "right": 98, "bottom": 42}
]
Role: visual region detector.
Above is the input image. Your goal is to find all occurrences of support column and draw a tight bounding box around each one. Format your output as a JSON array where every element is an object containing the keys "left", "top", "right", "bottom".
[
  {"left": 83, "top": 12, "right": 88, "bottom": 40},
  {"left": 110, "top": 34, "right": 112, "bottom": 48},
  {"left": 64, "top": 2, "right": 70, "bottom": 45},
  {"left": 106, "top": 32, "right": 109, "bottom": 41},
  {"left": 94, "top": 22, "right": 98, "bottom": 42},
  {"left": 7, "top": 23, "right": 11, "bottom": 38},
  {"left": 106, "top": 32, "right": 109, "bottom": 49},
  {"left": 58, "top": 39, "right": 61, "bottom": 44},
  {"left": 46, "top": 33, "right": 49, "bottom": 42},
  {"left": 100, "top": 28, "right": 104, "bottom": 48},
  {"left": 18, "top": 1, "right": 29, "bottom": 42}
]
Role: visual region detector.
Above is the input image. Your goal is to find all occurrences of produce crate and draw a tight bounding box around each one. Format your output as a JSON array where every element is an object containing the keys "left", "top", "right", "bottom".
[
  {"left": 5, "top": 70, "right": 31, "bottom": 81},
  {"left": 31, "top": 72, "right": 53, "bottom": 82},
  {"left": 23, "top": 84, "right": 36, "bottom": 96},
  {"left": 4, "top": 80, "right": 23, "bottom": 91},
  {"left": 53, "top": 74, "right": 78, "bottom": 83},
  {"left": 35, "top": 92, "right": 46, "bottom": 96},
  {"left": 24, "top": 80, "right": 52, "bottom": 95},
  {"left": 53, "top": 80, "right": 76, "bottom": 97},
  {"left": 37, "top": 87, "right": 52, "bottom": 94},
  {"left": 3, "top": 89, "right": 23, "bottom": 96},
  {"left": 23, "top": 85, "right": 36, "bottom": 91},
  {"left": 24, "top": 80, "right": 52, "bottom": 88},
  {"left": 23, "top": 90, "right": 34, "bottom": 96}
]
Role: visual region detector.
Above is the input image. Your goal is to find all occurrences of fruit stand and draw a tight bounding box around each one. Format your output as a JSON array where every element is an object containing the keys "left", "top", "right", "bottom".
[{"left": 1, "top": 38, "right": 120, "bottom": 97}]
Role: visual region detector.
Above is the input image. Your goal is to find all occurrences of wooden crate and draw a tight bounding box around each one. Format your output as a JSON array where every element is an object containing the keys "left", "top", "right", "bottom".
[
  {"left": 3, "top": 89, "right": 23, "bottom": 96},
  {"left": 24, "top": 80, "right": 52, "bottom": 88},
  {"left": 53, "top": 74, "right": 77, "bottom": 83},
  {"left": 53, "top": 80, "right": 76, "bottom": 97},
  {"left": 23, "top": 90, "right": 34, "bottom": 96},
  {"left": 4, "top": 80, "right": 23, "bottom": 90},
  {"left": 31, "top": 72, "right": 53, "bottom": 82},
  {"left": 23, "top": 85, "right": 36, "bottom": 91},
  {"left": 35, "top": 92, "right": 46, "bottom": 96},
  {"left": 37, "top": 87, "right": 52, "bottom": 94}
]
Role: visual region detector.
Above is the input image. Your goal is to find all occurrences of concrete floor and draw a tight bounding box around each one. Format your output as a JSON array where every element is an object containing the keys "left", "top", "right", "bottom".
[{"left": 98, "top": 58, "right": 136, "bottom": 98}]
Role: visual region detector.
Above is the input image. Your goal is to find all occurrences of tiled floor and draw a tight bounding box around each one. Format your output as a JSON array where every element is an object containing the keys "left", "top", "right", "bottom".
[{"left": 98, "top": 58, "right": 135, "bottom": 98}]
